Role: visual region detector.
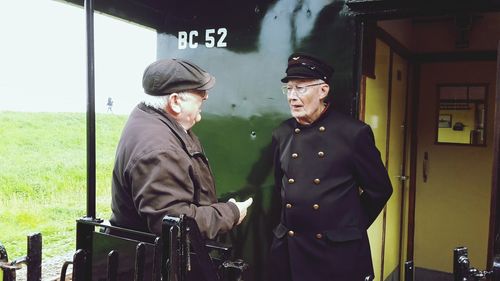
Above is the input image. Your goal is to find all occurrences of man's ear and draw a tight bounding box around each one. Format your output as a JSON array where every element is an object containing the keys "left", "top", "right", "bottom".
[
  {"left": 319, "top": 84, "right": 330, "bottom": 100},
  {"left": 166, "top": 93, "right": 182, "bottom": 114}
]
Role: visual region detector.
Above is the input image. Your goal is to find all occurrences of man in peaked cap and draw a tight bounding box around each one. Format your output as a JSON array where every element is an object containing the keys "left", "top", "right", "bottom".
[
  {"left": 268, "top": 52, "right": 392, "bottom": 281},
  {"left": 110, "top": 58, "right": 252, "bottom": 240}
]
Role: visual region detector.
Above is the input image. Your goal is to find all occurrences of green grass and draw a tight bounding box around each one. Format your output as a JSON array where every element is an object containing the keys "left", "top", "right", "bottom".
[
  {"left": 0, "top": 111, "right": 127, "bottom": 260},
  {"left": 0, "top": 110, "right": 284, "bottom": 272}
]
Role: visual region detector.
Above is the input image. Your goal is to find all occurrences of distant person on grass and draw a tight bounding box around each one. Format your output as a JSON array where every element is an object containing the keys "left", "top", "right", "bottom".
[
  {"left": 109, "top": 59, "right": 252, "bottom": 239},
  {"left": 106, "top": 97, "right": 114, "bottom": 113}
]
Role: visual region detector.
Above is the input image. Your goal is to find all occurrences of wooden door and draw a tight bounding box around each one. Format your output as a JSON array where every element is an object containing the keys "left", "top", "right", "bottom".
[
  {"left": 364, "top": 39, "right": 409, "bottom": 281},
  {"left": 413, "top": 61, "right": 495, "bottom": 279},
  {"left": 382, "top": 51, "right": 409, "bottom": 280}
]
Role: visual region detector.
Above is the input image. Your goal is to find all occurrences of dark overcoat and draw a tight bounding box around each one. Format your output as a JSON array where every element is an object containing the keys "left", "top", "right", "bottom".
[
  {"left": 110, "top": 103, "right": 239, "bottom": 239},
  {"left": 269, "top": 107, "right": 393, "bottom": 281}
]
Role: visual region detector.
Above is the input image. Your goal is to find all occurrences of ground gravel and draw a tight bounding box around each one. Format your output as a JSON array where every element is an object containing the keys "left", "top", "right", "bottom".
[{"left": 15, "top": 252, "right": 74, "bottom": 281}]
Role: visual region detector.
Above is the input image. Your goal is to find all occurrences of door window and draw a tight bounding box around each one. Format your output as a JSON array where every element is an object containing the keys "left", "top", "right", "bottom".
[{"left": 436, "top": 84, "right": 487, "bottom": 145}]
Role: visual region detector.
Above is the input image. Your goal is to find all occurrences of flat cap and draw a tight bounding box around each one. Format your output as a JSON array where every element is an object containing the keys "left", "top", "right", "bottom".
[
  {"left": 142, "top": 59, "right": 215, "bottom": 96},
  {"left": 281, "top": 52, "right": 334, "bottom": 83}
]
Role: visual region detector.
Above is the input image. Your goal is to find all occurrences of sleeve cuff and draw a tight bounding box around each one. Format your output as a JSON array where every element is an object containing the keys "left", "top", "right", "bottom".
[{"left": 226, "top": 201, "right": 240, "bottom": 226}]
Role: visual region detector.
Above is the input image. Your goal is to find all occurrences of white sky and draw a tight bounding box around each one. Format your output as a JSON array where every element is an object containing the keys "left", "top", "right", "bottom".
[{"left": 0, "top": 0, "right": 157, "bottom": 114}]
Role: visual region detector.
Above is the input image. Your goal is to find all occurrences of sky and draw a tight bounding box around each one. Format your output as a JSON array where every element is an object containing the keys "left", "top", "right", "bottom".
[{"left": 0, "top": 0, "right": 157, "bottom": 114}]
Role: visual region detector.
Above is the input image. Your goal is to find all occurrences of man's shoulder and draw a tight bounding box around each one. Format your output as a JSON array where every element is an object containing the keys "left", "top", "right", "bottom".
[
  {"left": 120, "top": 108, "right": 184, "bottom": 156},
  {"left": 329, "top": 110, "right": 363, "bottom": 125},
  {"left": 329, "top": 110, "right": 368, "bottom": 129},
  {"left": 273, "top": 118, "right": 295, "bottom": 138}
]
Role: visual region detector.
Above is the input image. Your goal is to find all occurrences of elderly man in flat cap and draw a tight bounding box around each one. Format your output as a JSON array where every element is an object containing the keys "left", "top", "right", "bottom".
[
  {"left": 110, "top": 59, "right": 252, "bottom": 239},
  {"left": 268, "top": 53, "right": 393, "bottom": 281}
]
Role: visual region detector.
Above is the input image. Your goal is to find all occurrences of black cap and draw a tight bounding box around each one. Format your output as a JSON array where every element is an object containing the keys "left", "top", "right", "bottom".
[
  {"left": 142, "top": 59, "right": 216, "bottom": 96},
  {"left": 281, "top": 52, "right": 334, "bottom": 83}
]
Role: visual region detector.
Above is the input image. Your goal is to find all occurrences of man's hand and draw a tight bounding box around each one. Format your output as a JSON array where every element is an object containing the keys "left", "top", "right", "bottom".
[{"left": 228, "top": 197, "right": 253, "bottom": 225}]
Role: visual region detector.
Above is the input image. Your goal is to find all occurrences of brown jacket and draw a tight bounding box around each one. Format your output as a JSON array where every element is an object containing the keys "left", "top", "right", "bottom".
[{"left": 110, "top": 103, "right": 239, "bottom": 239}]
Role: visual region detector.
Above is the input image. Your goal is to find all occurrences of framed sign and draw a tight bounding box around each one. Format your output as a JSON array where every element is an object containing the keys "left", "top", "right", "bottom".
[{"left": 438, "top": 114, "right": 452, "bottom": 128}]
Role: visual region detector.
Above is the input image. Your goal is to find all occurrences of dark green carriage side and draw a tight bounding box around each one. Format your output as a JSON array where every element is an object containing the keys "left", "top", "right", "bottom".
[{"left": 59, "top": 1, "right": 359, "bottom": 279}]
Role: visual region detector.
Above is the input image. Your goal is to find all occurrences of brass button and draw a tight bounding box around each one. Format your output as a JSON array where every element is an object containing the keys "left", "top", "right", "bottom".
[
  {"left": 313, "top": 178, "right": 320, "bottom": 184},
  {"left": 288, "top": 230, "right": 295, "bottom": 237},
  {"left": 319, "top": 126, "right": 325, "bottom": 132},
  {"left": 313, "top": 204, "right": 320, "bottom": 210},
  {"left": 294, "top": 128, "right": 301, "bottom": 134},
  {"left": 318, "top": 151, "right": 325, "bottom": 158},
  {"left": 288, "top": 178, "right": 295, "bottom": 184},
  {"left": 316, "top": 233, "right": 323, "bottom": 239},
  {"left": 286, "top": 203, "right": 292, "bottom": 209},
  {"left": 291, "top": 153, "right": 298, "bottom": 159}
]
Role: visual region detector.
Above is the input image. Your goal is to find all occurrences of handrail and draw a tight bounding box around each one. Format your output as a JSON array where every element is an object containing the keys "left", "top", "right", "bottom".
[
  {"left": 162, "top": 215, "right": 219, "bottom": 281},
  {"left": 84, "top": 0, "right": 97, "bottom": 220},
  {"left": 453, "top": 246, "right": 500, "bottom": 280},
  {"left": 161, "top": 214, "right": 250, "bottom": 281},
  {"left": 0, "top": 233, "right": 42, "bottom": 281}
]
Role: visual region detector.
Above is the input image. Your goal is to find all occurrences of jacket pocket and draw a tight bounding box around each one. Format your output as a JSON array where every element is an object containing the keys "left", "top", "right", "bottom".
[
  {"left": 325, "top": 226, "right": 362, "bottom": 242},
  {"left": 272, "top": 223, "right": 288, "bottom": 239}
]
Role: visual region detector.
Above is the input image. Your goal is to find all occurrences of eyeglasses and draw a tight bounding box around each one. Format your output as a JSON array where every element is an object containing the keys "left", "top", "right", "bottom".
[{"left": 281, "top": 82, "right": 325, "bottom": 96}]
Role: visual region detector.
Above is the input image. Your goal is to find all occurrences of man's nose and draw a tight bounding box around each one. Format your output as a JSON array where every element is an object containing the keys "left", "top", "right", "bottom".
[{"left": 288, "top": 94, "right": 298, "bottom": 101}]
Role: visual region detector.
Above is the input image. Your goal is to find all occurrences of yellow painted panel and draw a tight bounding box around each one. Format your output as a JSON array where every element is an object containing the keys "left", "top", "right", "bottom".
[
  {"left": 415, "top": 62, "right": 495, "bottom": 272},
  {"left": 367, "top": 215, "right": 384, "bottom": 281},
  {"left": 438, "top": 108, "right": 476, "bottom": 144},
  {"left": 383, "top": 52, "right": 407, "bottom": 279},
  {"left": 364, "top": 39, "right": 390, "bottom": 281}
]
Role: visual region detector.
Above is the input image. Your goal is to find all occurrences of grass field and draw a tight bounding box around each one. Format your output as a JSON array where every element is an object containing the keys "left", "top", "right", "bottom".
[
  {"left": 0, "top": 111, "right": 127, "bottom": 260},
  {"left": 0, "top": 109, "right": 282, "bottom": 279}
]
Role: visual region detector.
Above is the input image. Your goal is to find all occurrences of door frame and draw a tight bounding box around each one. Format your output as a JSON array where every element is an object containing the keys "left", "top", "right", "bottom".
[
  {"left": 488, "top": 42, "right": 500, "bottom": 268},
  {"left": 358, "top": 25, "right": 414, "bottom": 278},
  {"left": 350, "top": 1, "right": 500, "bottom": 270}
]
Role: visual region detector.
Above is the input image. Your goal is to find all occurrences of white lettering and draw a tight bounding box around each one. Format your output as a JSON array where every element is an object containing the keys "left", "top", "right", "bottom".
[
  {"left": 178, "top": 31, "right": 188, "bottom": 49},
  {"left": 178, "top": 28, "right": 228, "bottom": 49},
  {"left": 205, "top": 29, "right": 216, "bottom": 48},
  {"left": 217, "top": 28, "right": 228, "bottom": 47},
  {"left": 188, "top": 31, "right": 199, "bottom": 49}
]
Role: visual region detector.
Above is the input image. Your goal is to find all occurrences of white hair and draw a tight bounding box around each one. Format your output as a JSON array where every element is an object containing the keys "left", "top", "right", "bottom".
[
  {"left": 141, "top": 92, "right": 190, "bottom": 110},
  {"left": 142, "top": 94, "right": 170, "bottom": 110}
]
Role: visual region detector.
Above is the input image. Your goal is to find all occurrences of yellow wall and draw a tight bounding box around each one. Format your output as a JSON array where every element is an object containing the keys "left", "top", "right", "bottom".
[
  {"left": 380, "top": 13, "right": 500, "bottom": 54},
  {"left": 378, "top": 20, "right": 416, "bottom": 52},
  {"left": 415, "top": 62, "right": 495, "bottom": 272},
  {"left": 364, "top": 39, "right": 390, "bottom": 281},
  {"left": 413, "top": 13, "right": 500, "bottom": 52},
  {"left": 365, "top": 39, "right": 414, "bottom": 281},
  {"left": 438, "top": 108, "right": 476, "bottom": 144}
]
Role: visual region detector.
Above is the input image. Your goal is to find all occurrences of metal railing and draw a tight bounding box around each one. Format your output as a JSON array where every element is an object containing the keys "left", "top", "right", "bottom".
[
  {"left": 454, "top": 246, "right": 500, "bottom": 281},
  {"left": 0, "top": 233, "right": 41, "bottom": 281},
  {"left": 57, "top": 214, "right": 248, "bottom": 281}
]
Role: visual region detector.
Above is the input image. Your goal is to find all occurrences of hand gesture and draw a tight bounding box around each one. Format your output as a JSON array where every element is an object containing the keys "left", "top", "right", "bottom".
[{"left": 228, "top": 197, "right": 253, "bottom": 225}]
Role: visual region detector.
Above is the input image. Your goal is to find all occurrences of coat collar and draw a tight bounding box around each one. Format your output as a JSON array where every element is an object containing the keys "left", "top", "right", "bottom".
[
  {"left": 294, "top": 103, "right": 332, "bottom": 128},
  {"left": 138, "top": 103, "right": 203, "bottom": 156}
]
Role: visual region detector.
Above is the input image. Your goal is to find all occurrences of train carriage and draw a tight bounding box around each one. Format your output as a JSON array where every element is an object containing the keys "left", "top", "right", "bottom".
[{"left": 3, "top": 0, "right": 500, "bottom": 280}]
